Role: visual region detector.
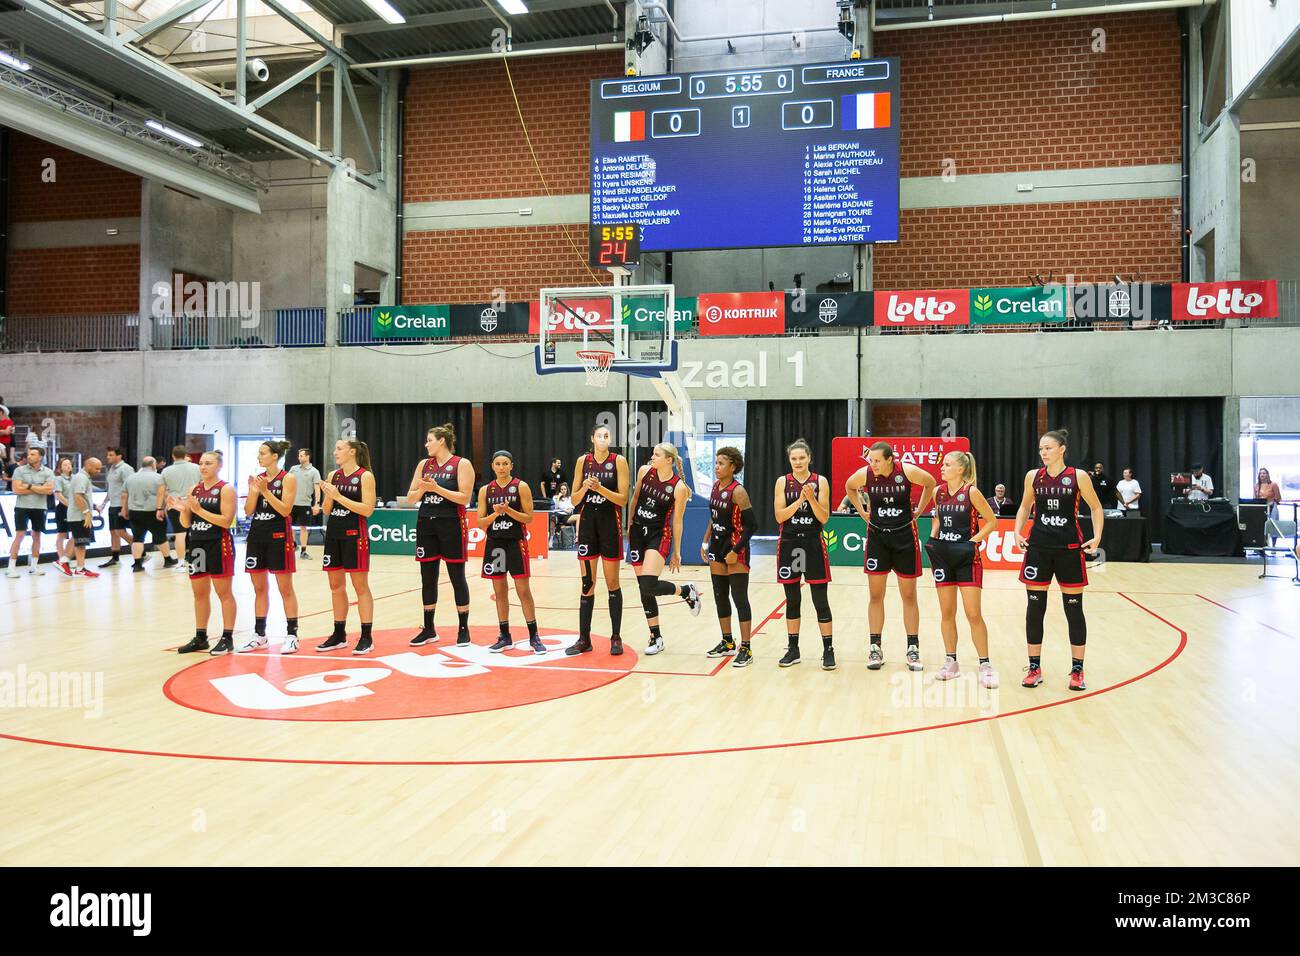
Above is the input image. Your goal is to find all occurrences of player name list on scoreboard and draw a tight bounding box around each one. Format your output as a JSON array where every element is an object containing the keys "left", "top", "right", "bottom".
[{"left": 589, "top": 61, "right": 901, "bottom": 252}]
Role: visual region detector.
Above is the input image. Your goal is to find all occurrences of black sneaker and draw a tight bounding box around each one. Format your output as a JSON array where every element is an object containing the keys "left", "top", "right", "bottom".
[
  {"left": 706, "top": 638, "right": 737, "bottom": 658},
  {"left": 98, "top": 556, "right": 119, "bottom": 568},
  {"left": 352, "top": 635, "right": 373, "bottom": 655},
  {"left": 300, "top": 549, "right": 312, "bottom": 559},
  {"left": 778, "top": 645, "right": 801, "bottom": 668},
  {"left": 163, "top": 558, "right": 179, "bottom": 568},
  {"left": 610, "top": 636, "right": 623, "bottom": 656},
  {"left": 408, "top": 628, "right": 437, "bottom": 647},
  {"left": 177, "top": 636, "right": 210, "bottom": 654},
  {"left": 529, "top": 635, "right": 547, "bottom": 655},
  {"left": 209, "top": 635, "right": 233, "bottom": 656},
  {"left": 489, "top": 637, "right": 512, "bottom": 653},
  {"left": 316, "top": 633, "right": 348, "bottom": 653},
  {"left": 456, "top": 630, "right": 472, "bottom": 647},
  {"left": 565, "top": 636, "right": 593, "bottom": 656},
  {"left": 733, "top": 644, "right": 753, "bottom": 668},
  {"left": 822, "top": 646, "right": 837, "bottom": 671}
]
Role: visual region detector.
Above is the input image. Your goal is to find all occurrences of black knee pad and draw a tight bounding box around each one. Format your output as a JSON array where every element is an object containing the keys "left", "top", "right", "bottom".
[
  {"left": 730, "top": 573, "right": 751, "bottom": 623},
  {"left": 580, "top": 562, "right": 595, "bottom": 596},
  {"left": 420, "top": 560, "right": 440, "bottom": 606},
  {"left": 1026, "top": 590, "right": 1047, "bottom": 643},
  {"left": 809, "top": 582, "right": 832, "bottom": 623},
  {"left": 447, "top": 561, "right": 470, "bottom": 607},
  {"left": 638, "top": 574, "right": 660, "bottom": 617},
  {"left": 711, "top": 573, "right": 732, "bottom": 620},
  {"left": 783, "top": 582, "right": 802, "bottom": 620},
  {"left": 1063, "top": 593, "right": 1086, "bottom": 646}
]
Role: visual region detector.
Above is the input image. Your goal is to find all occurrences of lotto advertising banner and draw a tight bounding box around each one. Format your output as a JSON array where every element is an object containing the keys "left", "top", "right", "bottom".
[
  {"left": 1, "top": 492, "right": 111, "bottom": 557},
  {"left": 970, "top": 286, "right": 1068, "bottom": 325},
  {"left": 821, "top": 515, "right": 1025, "bottom": 570},
  {"left": 371, "top": 305, "right": 450, "bottom": 339},
  {"left": 830, "top": 436, "right": 971, "bottom": 512},
  {"left": 784, "top": 292, "right": 872, "bottom": 329},
  {"left": 1172, "top": 281, "right": 1278, "bottom": 321},
  {"left": 367, "top": 509, "right": 550, "bottom": 559},
  {"left": 697, "top": 291, "right": 785, "bottom": 335},
  {"left": 529, "top": 297, "right": 615, "bottom": 336},
  {"left": 873, "top": 289, "right": 969, "bottom": 327}
]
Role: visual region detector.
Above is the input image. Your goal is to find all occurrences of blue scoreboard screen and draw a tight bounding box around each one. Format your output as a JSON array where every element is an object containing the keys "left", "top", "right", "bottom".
[{"left": 589, "top": 59, "right": 901, "bottom": 252}]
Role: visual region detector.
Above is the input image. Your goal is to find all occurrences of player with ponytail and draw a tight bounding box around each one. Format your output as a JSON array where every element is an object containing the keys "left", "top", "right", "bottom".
[
  {"left": 315, "top": 437, "right": 377, "bottom": 654},
  {"left": 238, "top": 439, "right": 301, "bottom": 653}
]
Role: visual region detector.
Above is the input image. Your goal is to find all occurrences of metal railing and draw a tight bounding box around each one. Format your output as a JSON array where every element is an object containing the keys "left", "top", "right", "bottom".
[
  {"left": 0, "top": 313, "right": 140, "bottom": 352},
  {"left": 151, "top": 309, "right": 326, "bottom": 349}
]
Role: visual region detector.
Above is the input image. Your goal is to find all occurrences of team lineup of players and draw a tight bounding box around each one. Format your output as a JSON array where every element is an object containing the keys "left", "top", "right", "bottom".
[{"left": 169, "top": 422, "right": 1103, "bottom": 690}]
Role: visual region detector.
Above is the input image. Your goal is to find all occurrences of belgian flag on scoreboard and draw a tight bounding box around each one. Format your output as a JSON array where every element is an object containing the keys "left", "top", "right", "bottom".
[
  {"left": 840, "top": 92, "right": 891, "bottom": 130},
  {"left": 611, "top": 110, "right": 646, "bottom": 143}
]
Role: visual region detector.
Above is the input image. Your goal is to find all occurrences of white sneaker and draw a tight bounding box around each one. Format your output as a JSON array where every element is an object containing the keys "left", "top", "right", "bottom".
[
  {"left": 27, "top": 564, "right": 43, "bottom": 575},
  {"left": 646, "top": 635, "right": 665, "bottom": 655},
  {"left": 5, "top": 568, "right": 20, "bottom": 579},
  {"left": 683, "top": 582, "right": 702, "bottom": 617},
  {"left": 175, "top": 561, "right": 191, "bottom": 573},
  {"left": 281, "top": 637, "right": 299, "bottom": 655},
  {"left": 236, "top": 635, "right": 269, "bottom": 654}
]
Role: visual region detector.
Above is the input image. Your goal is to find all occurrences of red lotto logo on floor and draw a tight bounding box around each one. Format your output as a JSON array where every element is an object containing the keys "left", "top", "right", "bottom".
[{"left": 164, "top": 628, "right": 637, "bottom": 721}]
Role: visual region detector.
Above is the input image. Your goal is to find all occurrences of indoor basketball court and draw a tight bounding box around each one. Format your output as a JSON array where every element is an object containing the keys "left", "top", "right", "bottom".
[{"left": 0, "top": 0, "right": 1297, "bottom": 910}]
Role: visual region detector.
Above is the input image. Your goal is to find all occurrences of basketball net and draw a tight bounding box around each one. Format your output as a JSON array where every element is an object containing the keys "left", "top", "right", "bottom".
[{"left": 576, "top": 349, "right": 615, "bottom": 388}]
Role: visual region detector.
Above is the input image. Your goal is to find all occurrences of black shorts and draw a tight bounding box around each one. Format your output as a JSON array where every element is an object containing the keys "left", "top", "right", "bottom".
[
  {"left": 706, "top": 532, "right": 750, "bottom": 570},
  {"left": 323, "top": 530, "right": 370, "bottom": 573},
  {"left": 130, "top": 513, "right": 166, "bottom": 543},
  {"left": 108, "top": 506, "right": 130, "bottom": 531},
  {"left": 166, "top": 508, "right": 185, "bottom": 534},
  {"left": 577, "top": 507, "right": 622, "bottom": 562},
  {"left": 54, "top": 503, "right": 69, "bottom": 533},
  {"left": 1019, "top": 546, "right": 1088, "bottom": 587},
  {"left": 290, "top": 505, "right": 319, "bottom": 527},
  {"left": 188, "top": 535, "right": 234, "bottom": 579},
  {"left": 481, "top": 536, "right": 529, "bottom": 579},
  {"left": 70, "top": 520, "right": 93, "bottom": 545},
  {"left": 416, "top": 513, "right": 467, "bottom": 563},
  {"left": 865, "top": 525, "right": 921, "bottom": 578},
  {"left": 246, "top": 530, "right": 296, "bottom": 574},
  {"left": 627, "top": 521, "right": 672, "bottom": 566},
  {"left": 776, "top": 533, "right": 830, "bottom": 584},
  {"left": 13, "top": 507, "right": 46, "bottom": 532},
  {"left": 924, "top": 538, "right": 983, "bottom": 588}
]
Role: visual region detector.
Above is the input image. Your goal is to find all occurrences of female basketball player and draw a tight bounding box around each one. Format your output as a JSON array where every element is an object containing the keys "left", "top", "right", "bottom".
[
  {"left": 172, "top": 451, "right": 238, "bottom": 656},
  {"left": 628, "top": 442, "right": 701, "bottom": 656},
  {"left": 700, "top": 446, "right": 757, "bottom": 667},
  {"left": 774, "top": 439, "right": 835, "bottom": 670},
  {"left": 238, "top": 440, "right": 300, "bottom": 654},
  {"left": 407, "top": 424, "right": 475, "bottom": 648},
  {"left": 1014, "top": 429, "right": 1104, "bottom": 690},
  {"left": 316, "top": 438, "right": 377, "bottom": 655},
  {"left": 924, "top": 451, "right": 998, "bottom": 689},
  {"left": 845, "top": 441, "right": 937, "bottom": 672},
  {"left": 478, "top": 451, "right": 544, "bottom": 655},
  {"left": 53, "top": 456, "right": 75, "bottom": 560},
  {"left": 566, "top": 423, "right": 629, "bottom": 656}
]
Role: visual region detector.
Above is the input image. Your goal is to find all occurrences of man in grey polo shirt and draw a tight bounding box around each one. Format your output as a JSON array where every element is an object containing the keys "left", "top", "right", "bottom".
[
  {"left": 287, "top": 446, "right": 322, "bottom": 558},
  {"left": 96, "top": 446, "right": 135, "bottom": 569},
  {"left": 123, "top": 457, "right": 177, "bottom": 572},
  {"left": 6, "top": 444, "right": 55, "bottom": 577},
  {"left": 57, "top": 457, "right": 102, "bottom": 578},
  {"left": 161, "top": 446, "right": 201, "bottom": 572}
]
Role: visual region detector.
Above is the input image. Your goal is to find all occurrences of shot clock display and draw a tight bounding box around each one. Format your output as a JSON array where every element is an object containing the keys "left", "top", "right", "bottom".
[
  {"left": 589, "top": 223, "right": 640, "bottom": 268},
  {"left": 590, "top": 59, "right": 900, "bottom": 252}
]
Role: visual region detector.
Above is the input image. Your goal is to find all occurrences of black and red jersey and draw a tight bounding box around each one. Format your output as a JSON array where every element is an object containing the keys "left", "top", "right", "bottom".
[
  {"left": 780, "top": 472, "right": 823, "bottom": 541},
  {"left": 578, "top": 452, "right": 622, "bottom": 514},
  {"left": 866, "top": 464, "right": 914, "bottom": 533},
  {"left": 632, "top": 467, "right": 679, "bottom": 531},
  {"left": 188, "top": 480, "right": 229, "bottom": 541},
  {"left": 710, "top": 478, "right": 745, "bottom": 549},
  {"left": 933, "top": 482, "right": 978, "bottom": 544},
  {"left": 484, "top": 477, "right": 524, "bottom": 540},
  {"left": 1028, "top": 466, "right": 1084, "bottom": 550},
  {"left": 419, "top": 455, "right": 464, "bottom": 519},
  {"left": 248, "top": 469, "right": 290, "bottom": 540},
  {"left": 326, "top": 466, "right": 368, "bottom": 539}
]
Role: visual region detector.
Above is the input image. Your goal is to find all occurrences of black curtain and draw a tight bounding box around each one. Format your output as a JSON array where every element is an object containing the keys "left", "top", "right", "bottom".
[
  {"left": 483, "top": 401, "right": 626, "bottom": 496},
  {"left": 920, "top": 399, "right": 1039, "bottom": 501},
  {"left": 744, "top": 400, "right": 849, "bottom": 533},
  {"left": 119, "top": 406, "right": 138, "bottom": 463},
  {"left": 353, "top": 403, "right": 474, "bottom": 502},
  {"left": 1045, "top": 397, "right": 1224, "bottom": 528},
  {"left": 150, "top": 405, "right": 187, "bottom": 462},
  {"left": 284, "top": 403, "right": 325, "bottom": 471}
]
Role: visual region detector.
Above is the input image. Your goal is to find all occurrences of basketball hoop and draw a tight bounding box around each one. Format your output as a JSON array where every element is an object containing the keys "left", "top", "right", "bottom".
[{"left": 576, "top": 349, "right": 616, "bottom": 388}]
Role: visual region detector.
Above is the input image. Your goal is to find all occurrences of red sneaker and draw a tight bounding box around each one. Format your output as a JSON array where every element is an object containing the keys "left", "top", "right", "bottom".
[
  {"left": 1021, "top": 665, "right": 1043, "bottom": 688},
  {"left": 79, "top": 568, "right": 100, "bottom": 579},
  {"left": 55, "top": 561, "right": 73, "bottom": 577},
  {"left": 1068, "top": 668, "right": 1086, "bottom": 692}
]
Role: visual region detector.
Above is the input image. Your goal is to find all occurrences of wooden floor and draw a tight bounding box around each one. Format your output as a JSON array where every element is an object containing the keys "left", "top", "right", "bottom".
[{"left": 0, "top": 547, "right": 1295, "bottom": 866}]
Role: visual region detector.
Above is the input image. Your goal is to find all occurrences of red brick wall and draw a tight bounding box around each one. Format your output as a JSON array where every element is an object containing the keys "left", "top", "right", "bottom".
[
  {"left": 7, "top": 246, "right": 140, "bottom": 315},
  {"left": 874, "top": 12, "right": 1181, "bottom": 178},
  {"left": 872, "top": 403, "right": 922, "bottom": 436},
  {"left": 5, "top": 408, "right": 123, "bottom": 462},
  {"left": 7, "top": 133, "right": 142, "bottom": 222}
]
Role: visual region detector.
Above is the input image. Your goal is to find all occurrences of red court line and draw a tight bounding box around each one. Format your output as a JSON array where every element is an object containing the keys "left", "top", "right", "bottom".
[
  {"left": 1194, "top": 593, "right": 1295, "bottom": 638},
  {"left": 3, "top": 592, "right": 1185, "bottom": 767}
]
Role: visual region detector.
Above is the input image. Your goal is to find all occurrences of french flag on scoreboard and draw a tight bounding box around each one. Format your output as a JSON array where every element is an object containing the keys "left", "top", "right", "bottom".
[
  {"left": 612, "top": 110, "right": 646, "bottom": 142},
  {"left": 840, "top": 92, "right": 891, "bottom": 130}
]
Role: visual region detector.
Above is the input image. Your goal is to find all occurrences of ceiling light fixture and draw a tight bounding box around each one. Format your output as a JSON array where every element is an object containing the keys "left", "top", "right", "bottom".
[
  {"left": 362, "top": 0, "right": 406, "bottom": 24},
  {"left": 146, "top": 119, "right": 204, "bottom": 149}
]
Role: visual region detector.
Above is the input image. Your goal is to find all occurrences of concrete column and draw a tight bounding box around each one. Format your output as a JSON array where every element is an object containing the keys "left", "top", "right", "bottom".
[
  {"left": 136, "top": 404, "right": 154, "bottom": 464},
  {"left": 1222, "top": 395, "right": 1241, "bottom": 503}
]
